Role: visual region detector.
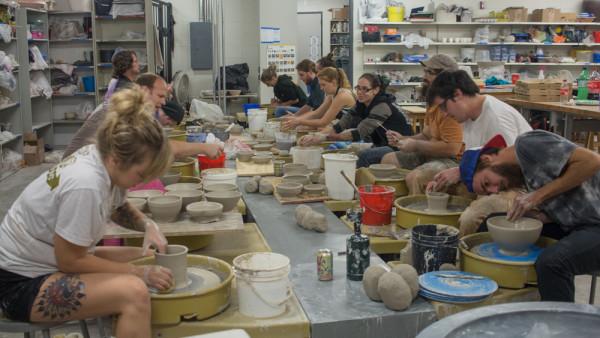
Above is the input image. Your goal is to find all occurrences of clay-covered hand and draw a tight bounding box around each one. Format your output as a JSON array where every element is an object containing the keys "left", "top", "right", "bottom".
[
  {"left": 386, "top": 130, "right": 403, "bottom": 146},
  {"left": 201, "top": 143, "right": 223, "bottom": 159},
  {"left": 430, "top": 167, "right": 461, "bottom": 191},
  {"left": 142, "top": 218, "right": 168, "bottom": 255},
  {"left": 507, "top": 191, "right": 542, "bottom": 222},
  {"left": 299, "top": 134, "right": 325, "bottom": 146},
  {"left": 395, "top": 138, "right": 417, "bottom": 152},
  {"left": 139, "top": 265, "right": 173, "bottom": 291},
  {"left": 282, "top": 114, "right": 301, "bottom": 130}
]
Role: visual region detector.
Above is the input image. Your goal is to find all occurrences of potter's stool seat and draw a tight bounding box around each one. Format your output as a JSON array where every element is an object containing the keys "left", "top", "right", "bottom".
[
  {"left": 0, "top": 315, "right": 91, "bottom": 338},
  {"left": 184, "top": 329, "right": 250, "bottom": 338}
]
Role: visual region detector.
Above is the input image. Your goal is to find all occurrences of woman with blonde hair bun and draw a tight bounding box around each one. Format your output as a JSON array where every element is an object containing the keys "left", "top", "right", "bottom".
[
  {"left": 0, "top": 87, "right": 173, "bottom": 337},
  {"left": 282, "top": 66, "right": 355, "bottom": 130}
]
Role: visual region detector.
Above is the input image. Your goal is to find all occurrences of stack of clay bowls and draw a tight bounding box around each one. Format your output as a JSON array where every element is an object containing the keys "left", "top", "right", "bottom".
[
  {"left": 237, "top": 150, "right": 255, "bottom": 162},
  {"left": 303, "top": 184, "right": 326, "bottom": 196},
  {"left": 205, "top": 190, "right": 242, "bottom": 212},
  {"left": 252, "top": 154, "right": 272, "bottom": 164},
  {"left": 148, "top": 195, "right": 183, "bottom": 222},
  {"left": 165, "top": 190, "right": 203, "bottom": 208},
  {"left": 282, "top": 174, "right": 311, "bottom": 186},
  {"left": 276, "top": 182, "right": 303, "bottom": 198},
  {"left": 165, "top": 182, "right": 203, "bottom": 192},
  {"left": 203, "top": 183, "right": 238, "bottom": 193}
]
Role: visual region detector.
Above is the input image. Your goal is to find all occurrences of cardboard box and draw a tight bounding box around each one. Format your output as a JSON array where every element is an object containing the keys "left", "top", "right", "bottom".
[
  {"left": 531, "top": 8, "right": 561, "bottom": 22},
  {"left": 506, "top": 7, "right": 528, "bottom": 22},
  {"left": 23, "top": 132, "right": 44, "bottom": 166},
  {"left": 559, "top": 12, "right": 577, "bottom": 22},
  {"left": 330, "top": 6, "right": 349, "bottom": 20}
]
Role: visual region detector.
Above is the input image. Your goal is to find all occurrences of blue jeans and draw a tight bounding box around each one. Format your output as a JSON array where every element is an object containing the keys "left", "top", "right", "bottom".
[
  {"left": 275, "top": 106, "right": 301, "bottom": 118},
  {"left": 357, "top": 146, "right": 394, "bottom": 168}
]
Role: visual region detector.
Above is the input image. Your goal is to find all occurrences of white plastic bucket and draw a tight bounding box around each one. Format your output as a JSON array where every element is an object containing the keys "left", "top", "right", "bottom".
[
  {"left": 248, "top": 109, "right": 268, "bottom": 133},
  {"left": 262, "top": 121, "right": 280, "bottom": 139},
  {"left": 290, "top": 146, "right": 322, "bottom": 170},
  {"left": 201, "top": 168, "right": 237, "bottom": 188},
  {"left": 233, "top": 252, "right": 291, "bottom": 318},
  {"left": 323, "top": 153, "right": 358, "bottom": 200}
]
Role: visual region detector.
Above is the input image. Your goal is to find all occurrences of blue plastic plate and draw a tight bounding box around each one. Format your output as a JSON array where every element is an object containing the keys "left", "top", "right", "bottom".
[
  {"left": 419, "top": 271, "right": 498, "bottom": 298},
  {"left": 418, "top": 289, "right": 490, "bottom": 304},
  {"left": 473, "top": 242, "right": 542, "bottom": 263}
]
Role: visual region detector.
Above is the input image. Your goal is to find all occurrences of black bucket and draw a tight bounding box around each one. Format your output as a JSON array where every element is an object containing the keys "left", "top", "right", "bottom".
[
  {"left": 95, "top": 0, "right": 113, "bottom": 16},
  {"left": 411, "top": 224, "right": 459, "bottom": 275}
]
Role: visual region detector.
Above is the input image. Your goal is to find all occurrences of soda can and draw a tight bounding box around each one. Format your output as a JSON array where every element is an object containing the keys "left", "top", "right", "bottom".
[
  {"left": 317, "top": 249, "right": 333, "bottom": 281},
  {"left": 511, "top": 73, "right": 520, "bottom": 84}
]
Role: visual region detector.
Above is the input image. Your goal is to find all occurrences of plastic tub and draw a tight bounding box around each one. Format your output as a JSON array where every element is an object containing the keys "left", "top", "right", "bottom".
[
  {"left": 248, "top": 109, "right": 268, "bottom": 133},
  {"left": 198, "top": 153, "right": 226, "bottom": 170},
  {"left": 323, "top": 153, "right": 358, "bottom": 201},
  {"left": 359, "top": 185, "right": 396, "bottom": 226},
  {"left": 82, "top": 76, "right": 95, "bottom": 92},
  {"left": 387, "top": 6, "right": 405, "bottom": 22},
  {"left": 202, "top": 168, "right": 237, "bottom": 189},
  {"left": 290, "top": 146, "right": 322, "bottom": 170}
]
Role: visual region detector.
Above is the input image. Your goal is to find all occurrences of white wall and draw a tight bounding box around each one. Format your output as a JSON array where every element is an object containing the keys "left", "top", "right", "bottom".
[{"left": 297, "top": 0, "right": 349, "bottom": 56}]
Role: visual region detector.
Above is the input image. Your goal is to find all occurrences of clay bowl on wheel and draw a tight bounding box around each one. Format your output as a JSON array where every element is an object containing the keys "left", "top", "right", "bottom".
[
  {"left": 204, "top": 190, "right": 242, "bottom": 212},
  {"left": 148, "top": 195, "right": 182, "bottom": 222},
  {"left": 203, "top": 183, "right": 238, "bottom": 193},
  {"left": 127, "top": 189, "right": 163, "bottom": 199},
  {"left": 165, "top": 182, "right": 202, "bottom": 192},
  {"left": 276, "top": 182, "right": 303, "bottom": 198},
  {"left": 369, "top": 163, "right": 397, "bottom": 178},
  {"left": 303, "top": 184, "right": 326, "bottom": 196},
  {"left": 237, "top": 150, "right": 255, "bottom": 162},
  {"left": 159, "top": 170, "right": 181, "bottom": 186},
  {"left": 282, "top": 174, "right": 311, "bottom": 186},
  {"left": 253, "top": 143, "right": 273, "bottom": 152},
  {"left": 165, "top": 190, "right": 204, "bottom": 208},
  {"left": 252, "top": 155, "right": 272, "bottom": 165},
  {"left": 127, "top": 198, "right": 147, "bottom": 211},
  {"left": 186, "top": 201, "right": 223, "bottom": 222},
  {"left": 487, "top": 216, "right": 543, "bottom": 255}
]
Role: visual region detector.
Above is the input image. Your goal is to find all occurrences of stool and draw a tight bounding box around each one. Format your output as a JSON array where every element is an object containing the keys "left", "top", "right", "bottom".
[
  {"left": 590, "top": 272, "right": 599, "bottom": 305},
  {"left": 0, "top": 317, "right": 92, "bottom": 338}
]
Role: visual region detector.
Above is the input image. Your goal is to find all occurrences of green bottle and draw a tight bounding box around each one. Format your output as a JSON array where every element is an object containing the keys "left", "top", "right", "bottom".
[
  {"left": 577, "top": 67, "right": 590, "bottom": 100},
  {"left": 346, "top": 208, "right": 370, "bottom": 281}
]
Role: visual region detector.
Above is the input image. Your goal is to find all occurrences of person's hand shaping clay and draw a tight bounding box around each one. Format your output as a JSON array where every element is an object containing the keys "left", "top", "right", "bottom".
[{"left": 295, "top": 205, "right": 328, "bottom": 232}]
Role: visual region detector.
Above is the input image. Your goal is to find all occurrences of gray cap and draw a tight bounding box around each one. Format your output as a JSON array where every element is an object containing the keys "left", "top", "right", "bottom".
[{"left": 420, "top": 54, "right": 459, "bottom": 71}]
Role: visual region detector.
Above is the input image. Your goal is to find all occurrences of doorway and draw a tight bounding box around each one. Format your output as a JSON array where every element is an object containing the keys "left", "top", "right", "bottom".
[{"left": 297, "top": 11, "right": 322, "bottom": 62}]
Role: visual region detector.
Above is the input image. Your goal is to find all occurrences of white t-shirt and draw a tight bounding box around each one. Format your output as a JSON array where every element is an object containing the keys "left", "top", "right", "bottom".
[
  {"left": 0, "top": 145, "right": 126, "bottom": 278},
  {"left": 463, "top": 95, "right": 532, "bottom": 149}
]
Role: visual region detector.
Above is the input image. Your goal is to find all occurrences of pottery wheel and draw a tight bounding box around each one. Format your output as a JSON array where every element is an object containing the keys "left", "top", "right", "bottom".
[
  {"left": 405, "top": 201, "right": 466, "bottom": 213},
  {"left": 472, "top": 242, "right": 542, "bottom": 263},
  {"left": 150, "top": 267, "right": 221, "bottom": 295}
]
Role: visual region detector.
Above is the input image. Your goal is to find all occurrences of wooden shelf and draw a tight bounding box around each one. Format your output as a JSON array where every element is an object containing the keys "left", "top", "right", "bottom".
[
  {"left": 32, "top": 121, "right": 52, "bottom": 130},
  {"left": 0, "top": 133, "right": 22, "bottom": 146}
]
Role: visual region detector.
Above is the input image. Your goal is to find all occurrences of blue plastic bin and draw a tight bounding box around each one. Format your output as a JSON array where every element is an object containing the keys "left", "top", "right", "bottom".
[
  {"left": 243, "top": 103, "right": 261, "bottom": 115},
  {"left": 82, "top": 76, "right": 95, "bottom": 92}
]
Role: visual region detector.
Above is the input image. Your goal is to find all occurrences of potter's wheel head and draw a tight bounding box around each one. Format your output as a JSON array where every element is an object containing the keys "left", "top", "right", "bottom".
[{"left": 151, "top": 267, "right": 221, "bottom": 296}]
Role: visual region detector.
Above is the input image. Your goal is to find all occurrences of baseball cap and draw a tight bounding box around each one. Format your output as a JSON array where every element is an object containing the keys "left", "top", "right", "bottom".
[
  {"left": 420, "top": 54, "right": 459, "bottom": 71},
  {"left": 459, "top": 134, "right": 508, "bottom": 193},
  {"left": 162, "top": 100, "right": 185, "bottom": 125}
]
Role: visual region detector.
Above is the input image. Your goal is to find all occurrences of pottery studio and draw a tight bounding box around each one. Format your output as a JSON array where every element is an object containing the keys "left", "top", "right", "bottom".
[{"left": 3, "top": 0, "right": 600, "bottom": 337}]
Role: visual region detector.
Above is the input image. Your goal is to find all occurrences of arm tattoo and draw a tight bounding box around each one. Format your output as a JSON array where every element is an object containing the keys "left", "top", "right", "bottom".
[
  {"left": 111, "top": 202, "right": 145, "bottom": 231},
  {"left": 36, "top": 274, "right": 86, "bottom": 320}
]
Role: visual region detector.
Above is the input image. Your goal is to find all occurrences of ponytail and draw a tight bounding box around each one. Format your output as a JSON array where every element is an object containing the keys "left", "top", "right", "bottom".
[{"left": 261, "top": 64, "right": 278, "bottom": 83}]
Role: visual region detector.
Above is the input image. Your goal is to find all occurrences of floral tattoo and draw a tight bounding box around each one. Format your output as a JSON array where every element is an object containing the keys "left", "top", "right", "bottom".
[{"left": 36, "top": 274, "right": 86, "bottom": 320}]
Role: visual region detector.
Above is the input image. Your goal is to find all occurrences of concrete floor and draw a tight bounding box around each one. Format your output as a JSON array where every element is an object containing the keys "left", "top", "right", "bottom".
[{"left": 0, "top": 166, "right": 598, "bottom": 337}]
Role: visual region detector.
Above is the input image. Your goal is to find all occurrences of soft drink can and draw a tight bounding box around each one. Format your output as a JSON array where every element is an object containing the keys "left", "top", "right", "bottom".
[
  {"left": 511, "top": 73, "right": 520, "bottom": 84},
  {"left": 317, "top": 249, "right": 333, "bottom": 281}
]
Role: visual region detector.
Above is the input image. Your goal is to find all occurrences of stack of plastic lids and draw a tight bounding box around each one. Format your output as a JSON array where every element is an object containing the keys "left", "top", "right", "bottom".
[{"left": 418, "top": 271, "right": 498, "bottom": 304}]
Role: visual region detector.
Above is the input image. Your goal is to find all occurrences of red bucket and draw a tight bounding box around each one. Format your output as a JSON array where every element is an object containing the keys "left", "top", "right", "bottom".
[
  {"left": 198, "top": 152, "right": 225, "bottom": 170},
  {"left": 359, "top": 185, "right": 396, "bottom": 226},
  {"left": 594, "top": 31, "right": 600, "bottom": 43}
]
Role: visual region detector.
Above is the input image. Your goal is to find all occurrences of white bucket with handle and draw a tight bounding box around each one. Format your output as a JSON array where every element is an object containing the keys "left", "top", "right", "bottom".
[
  {"left": 323, "top": 153, "right": 358, "bottom": 200},
  {"left": 248, "top": 109, "right": 268, "bottom": 132},
  {"left": 233, "top": 252, "right": 291, "bottom": 318}
]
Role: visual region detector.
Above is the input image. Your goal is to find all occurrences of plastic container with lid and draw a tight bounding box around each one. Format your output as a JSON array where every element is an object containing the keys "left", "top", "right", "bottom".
[{"left": 202, "top": 168, "right": 237, "bottom": 189}]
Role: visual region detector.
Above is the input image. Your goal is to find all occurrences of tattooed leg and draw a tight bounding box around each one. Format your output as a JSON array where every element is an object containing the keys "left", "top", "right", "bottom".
[{"left": 35, "top": 274, "right": 86, "bottom": 321}]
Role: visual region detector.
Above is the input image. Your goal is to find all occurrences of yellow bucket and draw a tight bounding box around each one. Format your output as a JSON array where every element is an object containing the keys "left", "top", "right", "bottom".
[
  {"left": 171, "top": 157, "right": 195, "bottom": 177},
  {"left": 387, "top": 6, "right": 405, "bottom": 22}
]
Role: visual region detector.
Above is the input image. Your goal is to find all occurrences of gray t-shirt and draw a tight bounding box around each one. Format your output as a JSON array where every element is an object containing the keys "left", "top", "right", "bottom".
[
  {"left": 62, "top": 104, "right": 107, "bottom": 159},
  {"left": 516, "top": 130, "right": 600, "bottom": 231}
]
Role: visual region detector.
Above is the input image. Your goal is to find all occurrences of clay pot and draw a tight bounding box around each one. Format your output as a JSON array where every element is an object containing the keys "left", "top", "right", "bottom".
[
  {"left": 253, "top": 143, "right": 273, "bottom": 151},
  {"left": 309, "top": 170, "right": 323, "bottom": 184},
  {"left": 283, "top": 163, "right": 308, "bottom": 175},
  {"left": 487, "top": 216, "right": 543, "bottom": 255},
  {"left": 276, "top": 182, "right": 303, "bottom": 197},
  {"left": 165, "top": 183, "right": 202, "bottom": 192},
  {"left": 303, "top": 184, "right": 326, "bottom": 196},
  {"left": 237, "top": 150, "right": 254, "bottom": 162},
  {"left": 159, "top": 170, "right": 182, "bottom": 186},
  {"left": 127, "top": 198, "right": 147, "bottom": 211},
  {"left": 282, "top": 174, "right": 311, "bottom": 186},
  {"left": 204, "top": 190, "right": 242, "bottom": 212},
  {"left": 155, "top": 244, "right": 189, "bottom": 290},
  {"left": 203, "top": 183, "right": 238, "bottom": 193},
  {"left": 127, "top": 189, "right": 163, "bottom": 199},
  {"left": 186, "top": 201, "right": 223, "bottom": 222},
  {"left": 148, "top": 195, "right": 182, "bottom": 222},
  {"left": 426, "top": 192, "right": 450, "bottom": 211},
  {"left": 165, "top": 190, "right": 204, "bottom": 208},
  {"left": 252, "top": 155, "right": 272, "bottom": 165},
  {"left": 369, "top": 164, "right": 397, "bottom": 178}
]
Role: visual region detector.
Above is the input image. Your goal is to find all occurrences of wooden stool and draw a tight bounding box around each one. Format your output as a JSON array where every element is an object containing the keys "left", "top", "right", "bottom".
[
  {"left": 585, "top": 132, "right": 600, "bottom": 152},
  {"left": 401, "top": 106, "right": 427, "bottom": 135}
]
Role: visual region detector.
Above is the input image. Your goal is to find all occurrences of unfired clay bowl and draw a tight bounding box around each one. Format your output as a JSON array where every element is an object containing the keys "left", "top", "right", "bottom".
[
  {"left": 165, "top": 190, "right": 204, "bottom": 208},
  {"left": 282, "top": 174, "right": 311, "bottom": 186},
  {"left": 127, "top": 189, "right": 163, "bottom": 199},
  {"left": 204, "top": 190, "right": 242, "bottom": 212},
  {"left": 487, "top": 216, "right": 543, "bottom": 255},
  {"left": 159, "top": 170, "right": 182, "bottom": 186},
  {"left": 252, "top": 155, "right": 272, "bottom": 164},
  {"left": 276, "top": 182, "right": 303, "bottom": 197},
  {"left": 283, "top": 163, "right": 308, "bottom": 175},
  {"left": 186, "top": 201, "right": 223, "bottom": 222},
  {"left": 237, "top": 150, "right": 254, "bottom": 162},
  {"left": 165, "top": 183, "right": 202, "bottom": 192},
  {"left": 426, "top": 192, "right": 450, "bottom": 211},
  {"left": 127, "top": 198, "right": 147, "bottom": 211},
  {"left": 203, "top": 183, "right": 238, "bottom": 193},
  {"left": 253, "top": 143, "right": 273, "bottom": 151},
  {"left": 369, "top": 163, "right": 397, "bottom": 178},
  {"left": 303, "top": 184, "right": 326, "bottom": 196},
  {"left": 309, "top": 169, "right": 323, "bottom": 184},
  {"left": 155, "top": 244, "right": 188, "bottom": 290},
  {"left": 148, "top": 195, "right": 182, "bottom": 222}
]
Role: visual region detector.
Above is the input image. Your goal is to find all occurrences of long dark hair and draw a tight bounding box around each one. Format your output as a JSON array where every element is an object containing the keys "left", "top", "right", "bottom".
[
  {"left": 359, "top": 73, "right": 390, "bottom": 96},
  {"left": 112, "top": 50, "right": 136, "bottom": 79}
]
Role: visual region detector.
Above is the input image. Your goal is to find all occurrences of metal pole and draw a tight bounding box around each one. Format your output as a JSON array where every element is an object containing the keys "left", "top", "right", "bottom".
[{"left": 221, "top": 0, "right": 226, "bottom": 115}]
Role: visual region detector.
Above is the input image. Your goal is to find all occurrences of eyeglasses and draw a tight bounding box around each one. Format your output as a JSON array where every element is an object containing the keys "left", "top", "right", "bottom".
[{"left": 354, "top": 85, "right": 373, "bottom": 92}]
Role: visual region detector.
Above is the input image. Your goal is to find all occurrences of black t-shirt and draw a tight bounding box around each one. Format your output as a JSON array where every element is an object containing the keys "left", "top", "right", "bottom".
[
  {"left": 274, "top": 75, "right": 307, "bottom": 108},
  {"left": 306, "top": 76, "right": 324, "bottom": 109}
]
